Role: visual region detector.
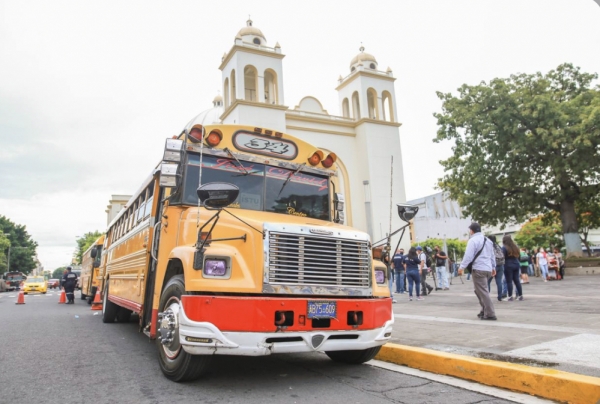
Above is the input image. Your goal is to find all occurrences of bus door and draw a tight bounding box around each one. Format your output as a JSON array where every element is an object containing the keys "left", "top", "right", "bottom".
[{"left": 142, "top": 178, "right": 163, "bottom": 334}]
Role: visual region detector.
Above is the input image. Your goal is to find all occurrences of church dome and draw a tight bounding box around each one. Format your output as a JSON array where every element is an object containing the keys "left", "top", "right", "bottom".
[
  {"left": 212, "top": 95, "right": 223, "bottom": 105},
  {"left": 236, "top": 19, "right": 267, "bottom": 45},
  {"left": 350, "top": 46, "right": 378, "bottom": 71},
  {"left": 184, "top": 98, "right": 224, "bottom": 131}
]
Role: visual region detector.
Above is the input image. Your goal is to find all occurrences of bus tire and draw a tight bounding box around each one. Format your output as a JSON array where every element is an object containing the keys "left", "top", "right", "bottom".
[
  {"left": 102, "top": 282, "right": 119, "bottom": 324},
  {"left": 116, "top": 308, "right": 132, "bottom": 323},
  {"left": 325, "top": 346, "right": 382, "bottom": 364},
  {"left": 156, "top": 275, "right": 211, "bottom": 382}
]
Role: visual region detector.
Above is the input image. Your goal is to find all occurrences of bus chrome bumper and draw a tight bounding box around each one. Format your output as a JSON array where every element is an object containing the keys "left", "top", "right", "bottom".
[{"left": 177, "top": 296, "right": 394, "bottom": 356}]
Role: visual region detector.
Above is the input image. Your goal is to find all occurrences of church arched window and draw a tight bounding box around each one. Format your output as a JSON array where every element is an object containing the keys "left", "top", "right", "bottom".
[
  {"left": 224, "top": 78, "right": 230, "bottom": 107},
  {"left": 244, "top": 65, "right": 258, "bottom": 102},
  {"left": 382, "top": 91, "right": 394, "bottom": 122},
  {"left": 352, "top": 91, "right": 361, "bottom": 119},
  {"left": 264, "top": 69, "right": 278, "bottom": 104},
  {"left": 230, "top": 70, "right": 237, "bottom": 102},
  {"left": 367, "top": 88, "right": 378, "bottom": 119},
  {"left": 342, "top": 98, "right": 350, "bottom": 118}
]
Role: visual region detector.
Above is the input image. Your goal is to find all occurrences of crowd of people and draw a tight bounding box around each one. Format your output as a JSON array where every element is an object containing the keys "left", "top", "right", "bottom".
[{"left": 382, "top": 224, "right": 565, "bottom": 310}]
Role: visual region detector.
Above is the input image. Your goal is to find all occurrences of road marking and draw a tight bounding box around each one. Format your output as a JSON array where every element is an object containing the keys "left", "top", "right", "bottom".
[
  {"left": 368, "top": 359, "right": 555, "bottom": 404},
  {"left": 393, "top": 313, "right": 599, "bottom": 335}
]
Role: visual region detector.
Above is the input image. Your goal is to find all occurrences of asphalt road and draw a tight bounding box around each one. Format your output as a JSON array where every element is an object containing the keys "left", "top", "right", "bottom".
[{"left": 0, "top": 291, "right": 532, "bottom": 404}]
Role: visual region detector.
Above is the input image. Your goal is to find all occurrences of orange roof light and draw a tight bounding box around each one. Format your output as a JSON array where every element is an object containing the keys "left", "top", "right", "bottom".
[
  {"left": 206, "top": 130, "right": 222, "bottom": 147},
  {"left": 188, "top": 125, "right": 203, "bottom": 143},
  {"left": 308, "top": 150, "right": 324, "bottom": 166},
  {"left": 321, "top": 152, "right": 337, "bottom": 168}
]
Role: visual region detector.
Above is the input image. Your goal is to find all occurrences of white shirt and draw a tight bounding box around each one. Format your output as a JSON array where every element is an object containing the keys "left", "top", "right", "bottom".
[
  {"left": 537, "top": 252, "right": 548, "bottom": 265},
  {"left": 461, "top": 232, "right": 495, "bottom": 272}
]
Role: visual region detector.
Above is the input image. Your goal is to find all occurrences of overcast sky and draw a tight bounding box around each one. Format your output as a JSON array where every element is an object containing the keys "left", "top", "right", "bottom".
[{"left": 1, "top": 0, "right": 599, "bottom": 270}]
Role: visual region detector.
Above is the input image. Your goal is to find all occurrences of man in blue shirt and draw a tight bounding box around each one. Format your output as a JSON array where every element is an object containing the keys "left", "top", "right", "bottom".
[
  {"left": 459, "top": 223, "right": 497, "bottom": 320},
  {"left": 392, "top": 248, "right": 406, "bottom": 294}
]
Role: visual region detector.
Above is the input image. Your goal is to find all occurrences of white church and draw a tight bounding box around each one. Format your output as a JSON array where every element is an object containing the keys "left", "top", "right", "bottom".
[{"left": 189, "top": 19, "right": 408, "bottom": 248}]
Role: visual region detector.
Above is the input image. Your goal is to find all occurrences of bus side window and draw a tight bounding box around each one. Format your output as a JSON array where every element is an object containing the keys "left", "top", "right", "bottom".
[
  {"left": 137, "top": 191, "right": 147, "bottom": 222},
  {"left": 144, "top": 185, "right": 154, "bottom": 218}
]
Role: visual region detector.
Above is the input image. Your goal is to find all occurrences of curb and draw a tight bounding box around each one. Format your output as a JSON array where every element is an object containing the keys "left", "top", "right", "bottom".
[{"left": 375, "top": 343, "right": 600, "bottom": 404}]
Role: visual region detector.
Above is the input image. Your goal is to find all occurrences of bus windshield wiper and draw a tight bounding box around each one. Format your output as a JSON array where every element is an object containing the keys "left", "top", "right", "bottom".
[
  {"left": 224, "top": 147, "right": 250, "bottom": 175},
  {"left": 278, "top": 163, "right": 306, "bottom": 196}
]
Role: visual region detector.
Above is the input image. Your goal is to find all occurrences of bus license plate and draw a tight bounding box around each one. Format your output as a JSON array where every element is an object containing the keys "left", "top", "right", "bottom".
[{"left": 307, "top": 301, "right": 336, "bottom": 319}]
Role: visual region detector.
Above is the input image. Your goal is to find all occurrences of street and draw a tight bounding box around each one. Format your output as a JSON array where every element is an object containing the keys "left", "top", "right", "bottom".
[{"left": 0, "top": 291, "right": 539, "bottom": 404}]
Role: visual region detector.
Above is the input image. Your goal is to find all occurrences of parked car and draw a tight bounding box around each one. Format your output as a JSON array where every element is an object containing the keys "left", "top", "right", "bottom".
[
  {"left": 47, "top": 279, "right": 60, "bottom": 289},
  {"left": 22, "top": 276, "right": 47, "bottom": 294}
]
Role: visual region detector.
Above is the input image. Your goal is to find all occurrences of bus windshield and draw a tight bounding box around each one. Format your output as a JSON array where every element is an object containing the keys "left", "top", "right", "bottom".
[{"left": 182, "top": 153, "right": 330, "bottom": 221}]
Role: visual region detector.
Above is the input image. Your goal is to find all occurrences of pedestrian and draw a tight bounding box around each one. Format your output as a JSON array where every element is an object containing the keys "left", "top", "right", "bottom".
[
  {"left": 537, "top": 247, "right": 549, "bottom": 282},
  {"left": 554, "top": 248, "right": 565, "bottom": 279},
  {"left": 417, "top": 246, "right": 433, "bottom": 295},
  {"left": 392, "top": 248, "right": 406, "bottom": 294},
  {"left": 434, "top": 246, "right": 449, "bottom": 290},
  {"left": 459, "top": 222, "right": 497, "bottom": 320},
  {"left": 519, "top": 248, "right": 530, "bottom": 284},
  {"left": 487, "top": 235, "right": 506, "bottom": 302},
  {"left": 503, "top": 236, "right": 524, "bottom": 301},
  {"left": 526, "top": 249, "right": 535, "bottom": 276},
  {"left": 533, "top": 248, "right": 541, "bottom": 277},
  {"left": 382, "top": 252, "right": 397, "bottom": 303},
  {"left": 404, "top": 247, "right": 423, "bottom": 301},
  {"left": 62, "top": 266, "right": 78, "bottom": 304}
]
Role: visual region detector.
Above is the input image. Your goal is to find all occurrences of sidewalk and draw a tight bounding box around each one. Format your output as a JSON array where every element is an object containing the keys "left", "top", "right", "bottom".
[{"left": 389, "top": 273, "right": 600, "bottom": 378}]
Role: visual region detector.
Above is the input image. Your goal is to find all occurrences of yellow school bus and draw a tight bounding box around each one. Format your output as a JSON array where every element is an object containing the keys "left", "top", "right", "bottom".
[
  {"left": 99, "top": 123, "right": 393, "bottom": 382},
  {"left": 80, "top": 235, "right": 105, "bottom": 303}
]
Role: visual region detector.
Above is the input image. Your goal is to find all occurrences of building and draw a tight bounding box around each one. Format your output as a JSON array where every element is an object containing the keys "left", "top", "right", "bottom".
[
  {"left": 105, "top": 194, "right": 131, "bottom": 226},
  {"left": 189, "top": 19, "right": 408, "bottom": 247}
]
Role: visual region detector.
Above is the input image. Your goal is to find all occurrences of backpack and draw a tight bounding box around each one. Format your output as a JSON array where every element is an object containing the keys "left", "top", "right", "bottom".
[
  {"left": 420, "top": 253, "right": 432, "bottom": 268},
  {"left": 493, "top": 244, "right": 505, "bottom": 266}
]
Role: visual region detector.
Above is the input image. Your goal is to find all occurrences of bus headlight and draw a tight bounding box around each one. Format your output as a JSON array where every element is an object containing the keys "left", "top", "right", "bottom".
[
  {"left": 204, "top": 259, "right": 227, "bottom": 277},
  {"left": 374, "top": 269, "right": 386, "bottom": 284}
]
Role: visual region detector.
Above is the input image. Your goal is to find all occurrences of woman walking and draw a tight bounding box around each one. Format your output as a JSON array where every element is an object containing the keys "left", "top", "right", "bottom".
[
  {"left": 537, "top": 247, "right": 549, "bottom": 281},
  {"left": 502, "top": 235, "right": 523, "bottom": 301},
  {"left": 487, "top": 235, "right": 506, "bottom": 302},
  {"left": 519, "top": 248, "right": 530, "bottom": 284},
  {"left": 404, "top": 247, "right": 423, "bottom": 301}
]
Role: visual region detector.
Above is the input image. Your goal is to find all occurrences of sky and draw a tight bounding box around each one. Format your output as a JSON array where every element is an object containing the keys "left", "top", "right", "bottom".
[{"left": 1, "top": 0, "right": 599, "bottom": 270}]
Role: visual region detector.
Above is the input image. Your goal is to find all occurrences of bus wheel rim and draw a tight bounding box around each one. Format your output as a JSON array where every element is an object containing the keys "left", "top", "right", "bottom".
[{"left": 158, "top": 297, "right": 181, "bottom": 359}]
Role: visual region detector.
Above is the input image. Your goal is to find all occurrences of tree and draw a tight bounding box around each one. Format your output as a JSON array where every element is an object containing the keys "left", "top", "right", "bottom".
[
  {"left": 514, "top": 217, "right": 563, "bottom": 252},
  {"left": 0, "top": 233, "right": 9, "bottom": 274},
  {"left": 74, "top": 231, "right": 103, "bottom": 265},
  {"left": 52, "top": 267, "right": 67, "bottom": 279},
  {"left": 0, "top": 215, "right": 38, "bottom": 274},
  {"left": 411, "top": 238, "right": 467, "bottom": 260},
  {"left": 434, "top": 63, "right": 600, "bottom": 257}
]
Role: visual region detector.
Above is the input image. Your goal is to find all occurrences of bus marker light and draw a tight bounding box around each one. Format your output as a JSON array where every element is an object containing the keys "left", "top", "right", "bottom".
[
  {"left": 321, "top": 152, "right": 337, "bottom": 168},
  {"left": 188, "top": 125, "right": 203, "bottom": 143},
  {"left": 206, "top": 130, "right": 222, "bottom": 147},
  {"left": 308, "top": 150, "right": 323, "bottom": 166}
]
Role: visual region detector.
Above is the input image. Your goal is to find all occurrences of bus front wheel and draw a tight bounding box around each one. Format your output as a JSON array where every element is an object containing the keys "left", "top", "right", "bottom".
[
  {"left": 156, "top": 275, "right": 211, "bottom": 382},
  {"left": 102, "top": 282, "right": 119, "bottom": 323},
  {"left": 325, "top": 346, "right": 382, "bottom": 364}
]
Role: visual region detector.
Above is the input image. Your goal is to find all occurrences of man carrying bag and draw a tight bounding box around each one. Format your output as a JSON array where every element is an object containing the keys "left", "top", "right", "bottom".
[{"left": 459, "top": 223, "right": 497, "bottom": 320}]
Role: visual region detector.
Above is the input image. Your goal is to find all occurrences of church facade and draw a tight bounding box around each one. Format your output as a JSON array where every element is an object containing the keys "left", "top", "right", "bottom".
[{"left": 195, "top": 20, "right": 408, "bottom": 248}]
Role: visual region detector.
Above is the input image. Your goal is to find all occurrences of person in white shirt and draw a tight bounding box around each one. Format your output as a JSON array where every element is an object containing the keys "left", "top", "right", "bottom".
[
  {"left": 536, "top": 247, "right": 549, "bottom": 282},
  {"left": 459, "top": 223, "right": 497, "bottom": 320}
]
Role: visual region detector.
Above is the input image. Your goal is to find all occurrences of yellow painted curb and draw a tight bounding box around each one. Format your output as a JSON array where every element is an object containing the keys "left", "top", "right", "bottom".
[{"left": 376, "top": 343, "right": 600, "bottom": 404}]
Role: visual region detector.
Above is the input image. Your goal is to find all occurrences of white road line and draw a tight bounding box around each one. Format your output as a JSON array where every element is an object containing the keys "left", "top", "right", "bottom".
[
  {"left": 368, "top": 359, "right": 555, "bottom": 404},
  {"left": 393, "top": 313, "right": 599, "bottom": 335}
]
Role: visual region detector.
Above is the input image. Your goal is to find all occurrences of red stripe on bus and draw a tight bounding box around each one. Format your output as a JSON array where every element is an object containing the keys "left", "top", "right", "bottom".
[
  {"left": 108, "top": 294, "right": 143, "bottom": 313},
  {"left": 180, "top": 296, "right": 392, "bottom": 332}
]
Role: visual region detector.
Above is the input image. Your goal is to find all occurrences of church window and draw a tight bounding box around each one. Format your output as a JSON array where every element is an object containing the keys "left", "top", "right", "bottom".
[
  {"left": 264, "top": 69, "right": 278, "bottom": 104},
  {"left": 253, "top": 38, "right": 261, "bottom": 45},
  {"left": 244, "top": 66, "right": 258, "bottom": 101},
  {"left": 224, "top": 78, "right": 230, "bottom": 107},
  {"left": 342, "top": 98, "right": 350, "bottom": 118},
  {"left": 231, "top": 70, "right": 237, "bottom": 101},
  {"left": 369, "top": 63, "right": 376, "bottom": 69},
  {"left": 351, "top": 66, "right": 356, "bottom": 72},
  {"left": 352, "top": 91, "right": 361, "bottom": 119},
  {"left": 382, "top": 91, "right": 394, "bottom": 122},
  {"left": 367, "top": 88, "right": 379, "bottom": 119}
]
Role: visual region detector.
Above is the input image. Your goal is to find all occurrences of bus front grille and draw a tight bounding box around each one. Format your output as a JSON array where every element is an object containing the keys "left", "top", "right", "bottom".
[{"left": 267, "top": 231, "right": 370, "bottom": 288}]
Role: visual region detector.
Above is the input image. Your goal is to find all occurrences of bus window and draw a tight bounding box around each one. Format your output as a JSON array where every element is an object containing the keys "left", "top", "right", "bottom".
[
  {"left": 137, "top": 193, "right": 146, "bottom": 222},
  {"left": 144, "top": 187, "right": 154, "bottom": 218},
  {"left": 265, "top": 167, "right": 330, "bottom": 220},
  {"left": 183, "top": 154, "right": 265, "bottom": 210}
]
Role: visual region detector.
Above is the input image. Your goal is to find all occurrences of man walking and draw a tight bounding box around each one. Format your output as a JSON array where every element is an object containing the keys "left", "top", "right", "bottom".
[
  {"left": 433, "top": 246, "right": 449, "bottom": 290},
  {"left": 459, "top": 223, "right": 497, "bottom": 320},
  {"left": 62, "top": 266, "right": 78, "bottom": 304},
  {"left": 392, "top": 248, "right": 406, "bottom": 294},
  {"left": 417, "top": 246, "right": 433, "bottom": 296}
]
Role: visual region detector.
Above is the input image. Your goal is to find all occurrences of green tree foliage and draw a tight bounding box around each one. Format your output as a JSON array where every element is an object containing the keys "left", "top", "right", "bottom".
[
  {"left": 0, "top": 215, "right": 38, "bottom": 275},
  {"left": 52, "top": 267, "right": 67, "bottom": 279},
  {"left": 74, "top": 231, "right": 103, "bottom": 265},
  {"left": 514, "top": 217, "right": 563, "bottom": 251},
  {"left": 434, "top": 63, "right": 600, "bottom": 257},
  {"left": 411, "top": 238, "right": 467, "bottom": 261},
  {"left": 0, "top": 233, "right": 10, "bottom": 273}
]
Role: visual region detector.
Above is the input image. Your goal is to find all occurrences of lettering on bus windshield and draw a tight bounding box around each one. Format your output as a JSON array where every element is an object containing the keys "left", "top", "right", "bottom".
[
  {"left": 266, "top": 167, "right": 328, "bottom": 191},
  {"left": 232, "top": 131, "right": 298, "bottom": 160}
]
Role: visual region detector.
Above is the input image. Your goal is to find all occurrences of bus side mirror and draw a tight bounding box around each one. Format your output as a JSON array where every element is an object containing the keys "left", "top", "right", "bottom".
[
  {"left": 159, "top": 138, "right": 184, "bottom": 187},
  {"left": 90, "top": 247, "right": 97, "bottom": 259},
  {"left": 197, "top": 183, "right": 239, "bottom": 210},
  {"left": 397, "top": 204, "right": 418, "bottom": 222}
]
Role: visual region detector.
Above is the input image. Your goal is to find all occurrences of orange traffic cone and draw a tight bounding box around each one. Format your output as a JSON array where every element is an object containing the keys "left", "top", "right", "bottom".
[
  {"left": 91, "top": 290, "right": 102, "bottom": 311},
  {"left": 58, "top": 290, "right": 66, "bottom": 304},
  {"left": 15, "top": 291, "right": 25, "bottom": 305}
]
